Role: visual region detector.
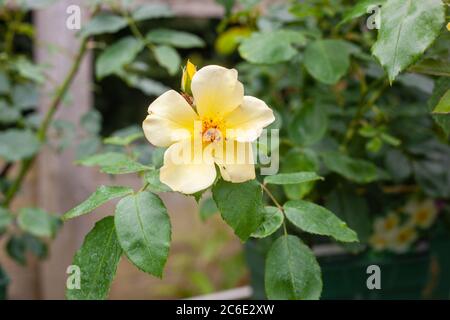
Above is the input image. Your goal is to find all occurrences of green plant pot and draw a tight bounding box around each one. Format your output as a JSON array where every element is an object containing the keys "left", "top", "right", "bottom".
[
  {"left": 245, "top": 230, "right": 450, "bottom": 299},
  {"left": 0, "top": 266, "right": 9, "bottom": 300}
]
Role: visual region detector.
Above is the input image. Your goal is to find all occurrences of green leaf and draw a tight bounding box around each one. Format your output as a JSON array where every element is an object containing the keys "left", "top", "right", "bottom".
[
  {"left": 6, "top": 235, "right": 26, "bottom": 265},
  {"left": 380, "top": 133, "right": 400, "bottom": 146},
  {"left": 321, "top": 151, "right": 383, "bottom": 184},
  {"left": 372, "top": 0, "right": 445, "bottom": 82},
  {"left": 0, "top": 129, "right": 40, "bottom": 161},
  {"left": 212, "top": 180, "right": 265, "bottom": 241},
  {"left": 289, "top": 103, "right": 328, "bottom": 146},
  {"left": 18, "top": 208, "right": 59, "bottom": 238},
  {"left": 428, "top": 78, "right": 450, "bottom": 135},
  {"left": 432, "top": 90, "right": 450, "bottom": 114},
  {"left": 251, "top": 206, "right": 283, "bottom": 238},
  {"left": 103, "top": 132, "right": 144, "bottom": 146},
  {"left": 115, "top": 191, "right": 171, "bottom": 277},
  {"left": 75, "top": 137, "right": 101, "bottom": 160},
  {"left": 384, "top": 149, "right": 411, "bottom": 182},
  {"left": 80, "top": 110, "right": 102, "bottom": 135},
  {"left": 281, "top": 149, "right": 320, "bottom": 200},
  {"left": 0, "top": 103, "right": 20, "bottom": 124},
  {"left": 326, "top": 188, "right": 371, "bottom": 252},
  {"left": 264, "top": 172, "right": 323, "bottom": 185},
  {"left": 132, "top": 3, "right": 173, "bottom": 21},
  {"left": 80, "top": 13, "right": 127, "bottom": 38},
  {"left": 0, "top": 207, "right": 13, "bottom": 231},
  {"left": 146, "top": 29, "right": 205, "bottom": 48},
  {"left": 24, "top": 234, "right": 48, "bottom": 259},
  {"left": 413, "top": 158, "right": 450, "bottom": 198},
  {"left": 22, "top": 234, "right": 46, "bottom": 258},
  {"left": 12, "top": 83, "right": 38, "bottom": 110},
  {"left": 0, "top": 104, "right": 20, "bottom": 124},
  {"left": 304, "top": 39, "right": 351, "bottom": 84},
  {"left": 118, "top": 71, "right": 168, "bottom": 96},
  {"left": 366, "top": 137, "right": 383, "bottom": 153},
  {"left": 284, "top": 200, "right": 358, "bottom": 242},
  {"left": 153, "top": 45, "right": 181, "bottom": 75},
  {"left": 67, "top": 216, "right": 122, "bottom": 300},
  {"left": 76, "top": 152, "right": 129, "bottom": 167},
  {"left": 0, "top": 71, "right": 11, "bottom": 93},
  {"left": 144, "top": 169, "right": 171, "bottom": 193},
  {"left": 100, "top": 158, "right": 152, "bottom": 175},
  {"left": 199, "top": 197, "right": 218, "bottom": 221},
  {"left": 265, "top": 235, "right": 322, "bottom": 300},
  {"left": 238, "top": 30, "right": 306, "bottom": 64},
  {"left": 14, "top": 57, "right": 45, "bottom": 83},
  {"left": 409, "top": 58, "right": 450, "bottom": 77},
  {"left": 62, "top": 186, "right": 133, "bottom": 221},
  {"left": 53, "top": 119, "right": 76, "bottom": 151},
  {"left": 96, "top": 37, "right": 144, "bottom": 79},
  {"left": 340, "top": 0, "right": 386, "bottom": 25}
]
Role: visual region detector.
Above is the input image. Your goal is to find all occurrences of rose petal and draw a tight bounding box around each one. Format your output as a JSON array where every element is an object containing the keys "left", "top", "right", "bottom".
[{"left": 191, "top": 65, "right": 244, "bottom": 118}]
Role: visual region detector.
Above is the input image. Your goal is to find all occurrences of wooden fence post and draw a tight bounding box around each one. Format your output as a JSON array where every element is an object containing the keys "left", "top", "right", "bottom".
[{"left": 34, "top": 0, "right": 95, "bottom": 299}]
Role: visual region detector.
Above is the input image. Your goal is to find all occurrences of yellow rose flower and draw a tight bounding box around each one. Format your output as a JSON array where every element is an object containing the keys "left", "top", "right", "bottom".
[
  {"left": 387, "top": 225, "right": 418, "bottom": 253},
  {"left": 373, "top": 212, "right": 399, "bottom": 234},
  {"left": 404, "top": 199, "right": 437, "bottom": 229},
  {"left": 369, "top": 233, "right": 389, "bottom": 251},
  {"left": 143, "top": 65, "right": 275, "bottom": 194}
]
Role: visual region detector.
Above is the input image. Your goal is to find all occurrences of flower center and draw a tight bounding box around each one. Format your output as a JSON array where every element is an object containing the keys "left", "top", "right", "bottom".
[
  {"left": 202, "top": 117, "right": 225, "bottom": 143},
  {"left": 416, "top": 209, "right": 429, "bottom": 222}
]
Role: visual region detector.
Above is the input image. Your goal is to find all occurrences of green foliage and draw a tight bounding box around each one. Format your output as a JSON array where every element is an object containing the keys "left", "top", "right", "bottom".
[
  {"left": 103, "top": 132, "right": 144, "bottom": 146},
  {"left": 80, "top": 110, "right": 102, "bottom": 135},
  {"left": 100, "top": 158, "right": 152, "bottom": 175},
  {"left": 80, "top": 13, "right": 128, "bottom": 38},
  {"left": 0, "top": 129, "right": 40, "bottom": 161},
  {"left": 212, "top": 180, "right": 265, "bottom": 241},
  {"left": 325, "top": 188, "right": 371, "bottom": 252},
  {"left": 284, "top": 200, "right": 358, "bottom": 243},
  {"left": 11, "top": 83, "right": 38, "bottom": 110},
  {"left": 340, "top": 0, "right": 386, "bottom": 25},
  {"left": 251, "top": 206, "right": 283, "bottom": 238},
  {"left": 432, "top": 90, "right": 450, "bottom": 114},
  {"left": 62, "top": 186, "right": 133, "bottom": 221},
  {"left": 115, "top": 191, "right": 171, "bottom": 277},
  {"left": 265, "top": 235, "right": 322, "bottom": 300},
  {"left": 238, "top": 30, "right": 306, "bottom": 64},
  {"left": 144, "top": 169, "right": 172, "bottom": 193},
  {"left": 372, "top": 0, "right": 445, "bottom": 82},
  {"left": 18, "top": 208, "right": 59, "bottom": 238},
  {"left": 76, "top": 152, "right": 129, "bottom": 167},
  {"left": 304, "top": 40, "right": 351, "bottom": 84},
  {"left": 153, "top": 45, "right": 181, "bottom": 75},
  {"left": 0, "top": 208, "right": 12, "bottom": 233},
  {"left": 289, "top": 103, "right": 328, "bottom": 145},
  {"left": 281, "top": 150, "right": 319, "bottom": 200},
  {"left": 6, "top": 236, "right": 26, "bottom": 265},
  {"left": 67, "top": 216, "right": 122, "bottom": 300},
  {"left": 264, "top": 172, "right": 323, "bottom": 185},
  {"left": 14, "top": 57, "right": 45, "bottom": 84},
  {"left": 145, "top": 29, "right": 205, "bottom": 48},
  {"left": 428, "top": 78, "right": 450, "bottom": 135},
  {"left": 96, "top": 37, "right": 144, "bottom": 79},
  {"left": 131, "top": 3, "right": 173, "bottom": 21},
  {"left": 321, "top": 152, "right": 385, "bottom": 184}
]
